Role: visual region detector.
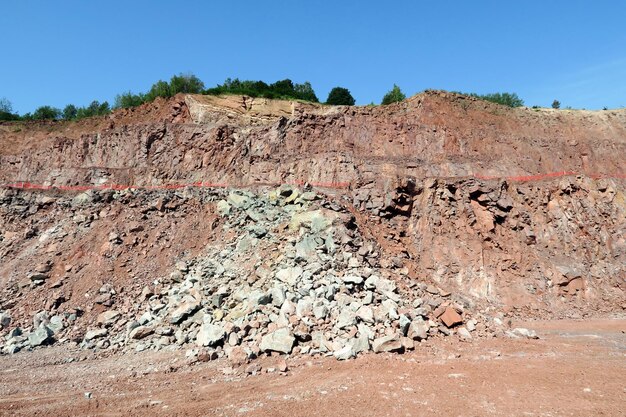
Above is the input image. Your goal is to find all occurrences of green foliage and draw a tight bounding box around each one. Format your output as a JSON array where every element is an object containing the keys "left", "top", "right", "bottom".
[
  {"left": 62, "top": 104, "right": 78, "bottom": 120},
  {"left": 552, "top": 99, "right": 561, "bottom": 109},
  {"left": 0, "top": 97, "right": 13, "bottom": 113},
  {"left": 381, "top": 84, "right": 406, "bottom": 105},
  {"left": 145, "top": 80, "right": 171, "bottom": 101},
  {"left": 326, "top": 87, "right": 355, "bottom": 105},
  {"left": 32, "top": 105, "right": 62, "bottom": 120},
  {"left": 75, "top": 101, "right": 111, "bottom": 119},
  {"left": 205, "top": 78, "right": 319, "bottom": 102},
  {"left": 457, "top": 91, "right": 524, "bottom": 108},
  {"left": 169, "top": 73, "right": 205, "bottom": 95},
  {"left": 0, "top": 98, "right": 20, "bottom": 121},
  {"left": 114, "top": 91, "right": 146, "bottom": 109}
]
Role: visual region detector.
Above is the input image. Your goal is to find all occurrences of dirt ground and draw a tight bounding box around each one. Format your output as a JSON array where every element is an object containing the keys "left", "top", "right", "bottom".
[{"left": 0, "top": 318, "right": 624, "bottom": 417}]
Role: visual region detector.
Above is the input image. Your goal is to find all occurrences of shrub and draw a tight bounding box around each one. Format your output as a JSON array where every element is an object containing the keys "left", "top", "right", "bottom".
[
  {"left": 552, "top": 99, "right": 561, "bottom": 109},
  {"left": 0, "top": 98, "right": 20, "bottom": 121},
  {"left": 326, "top": 87, "right": 355, "bottom": 105},
  {"left": 381, "top": 84, "right": 406, "bottom": 105}
]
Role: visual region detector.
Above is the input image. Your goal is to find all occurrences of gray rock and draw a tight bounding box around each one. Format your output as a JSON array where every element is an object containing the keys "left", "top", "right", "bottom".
[
  {"left": 260, "top": 328, "right": 295, "bottom": 354},
  {"left": 333, "top": 345, "right": 354, "bottom": 360},
  {"left": 506, "top": 328, "right": 539, "bottom": 339},
  {"left": 399, "top": 314, "right": 411, "bottom": 336},
  {"left": 350, "top": 334, "right": 371, "bottom": 354},
  {"left": 128, "top": 326, "right": 154, "bottom": 340},
  {"left": 372, "top": 335, "right": 403, "bottom": 353},
  {"left": 216, "top": 200, "right": 231, "bottom": 216},
  {"left": 97, "top": 310, "right": 121, "bottom": 326},
  {"left": 169, "top": 299, "right": 200, "bottom": 324},
  {"left": 227, "top": 192, "right": 250, "bottom": 209},
  {"left": 197, "top": 323, "right": 226, "bottom": 347},
  {"left": 0, "top": 312, "right": 11, "bottom": 329},
  {"left": 457, "top": 327, "right": 472, "bottom": 340},
  {"left": 275, "top": 266, "right": 303, "bottom": 286},
  {"left": 342, "top": 274, "right": 364, "bottom": 285},
  {"left": 336, "top": 309, "right": 356, "bottom": 329},
  {"left": 407, "top": 320, "right": 429, "bottom": 340},
  {"left": 28, "top": 324, "right": 53, "bottom": 347},
  {"left": 355, "top": 305, "right": 374, "bottom": 324},
  {"left": 84, "top": 328, "right": 108, "bottom": 342},
  {"left": 48, "top": 315, "right": 64, "bottom": 334}
]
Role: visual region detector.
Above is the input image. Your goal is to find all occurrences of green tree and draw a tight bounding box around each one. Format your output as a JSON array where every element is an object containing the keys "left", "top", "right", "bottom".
[
  {"left": 62, "top": 104, "right": 78, "bottom": 120},
  {"left": 114, "top": 91, "right": 146, "bottom": 109},
  {"left": 326, "top": 87, "right": 355, "bottom": 105},
  {"left": 0, "top": 97, "right": 13, "bottom": 113},
  {"left": 381, "top": 84, "right": 406, "bottom": 105},
  {"left": 32, "top": 105, "right": 61, "bottom": 120},
  {"left": 294, "top": 81, "right": 319, "bottom": 102},
  {"left": 169, "top": 73, "right": 205, "bottom": 95},
  {"left": 479, "top": 92, "right": 524, "bottom": 107},
  {"left": 0, "top": 97, "right": 19, "bottom": 121},
  {"left": 552, "top": 99, "right": 561, "bottom": 109},
  {"left": 145, "top": 80, "right": 171, "bottom": 101}
]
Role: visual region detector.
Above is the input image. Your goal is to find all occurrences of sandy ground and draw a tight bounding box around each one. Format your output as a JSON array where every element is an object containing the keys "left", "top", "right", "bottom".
[{"left": 0, "top": 318, "right": 624, "bottom": 417}]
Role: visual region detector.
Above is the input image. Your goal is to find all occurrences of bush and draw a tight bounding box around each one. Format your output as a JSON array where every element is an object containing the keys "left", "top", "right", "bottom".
[
  {"left": 381, "top": 84, "right": 406, "bottom": 105},
  {"left": 552, "top": 99, "right": 561, "bottom": 109},
  {"left": 169, "top": 73, "right": 205, "bottom": 95},
  {"left": 32, "top": 105, "right": 62, "bottom": 120},
  {"left": 326, "top": 87, "right": 355, "bottom": 105}
]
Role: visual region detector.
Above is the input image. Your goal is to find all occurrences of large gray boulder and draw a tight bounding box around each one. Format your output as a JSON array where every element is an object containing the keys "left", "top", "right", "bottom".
[
  {"left": 260, "top": 328, "right": 295, "bottom": 354},
  {"left": 28, "top": 324, "right": 53, "bottom": 347},
  {"left": 197, "top": 323, "right": 226, "bottom": 347}
]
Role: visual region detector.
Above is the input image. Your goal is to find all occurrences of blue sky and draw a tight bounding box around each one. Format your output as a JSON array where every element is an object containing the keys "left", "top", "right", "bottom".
[{"left": 1, "top": 0, "right": 625, "bottom": 113}]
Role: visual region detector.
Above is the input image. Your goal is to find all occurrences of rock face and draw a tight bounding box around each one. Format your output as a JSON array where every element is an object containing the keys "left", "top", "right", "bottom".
[{"left": 0, "top": 93, "right": 624, "bottom": 361}]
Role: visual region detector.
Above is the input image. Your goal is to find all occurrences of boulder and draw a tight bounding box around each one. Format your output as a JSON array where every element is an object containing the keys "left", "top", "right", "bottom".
[
  {"left": 84, "top": 328, "right": 108, "bottom": 341},
  {"left": 440, "top": 306, "right": 463, "bottom": 328},
  {"left": 372, "top": 335, "right": 403, "bottom": 353},
  {"left": 197, "top": 323, "right": 226, "bottom": 347},
  {"left": 28, "top": 324, "right": 53, "bottom": 347},
  {"left": 97, "top": 310, "right": 121, "bottom": 326},
  {"left": 169, "top": 300, "right": 200, "bottom": 324},
  {"left": 260, "top": 328, "right": 295, "bottom": 354}
]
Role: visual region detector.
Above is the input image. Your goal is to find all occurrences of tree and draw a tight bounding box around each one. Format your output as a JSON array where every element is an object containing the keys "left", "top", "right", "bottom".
[
  {"left": 326, "top": 87, "right": 355, "bottom": 105},
  {"left": 552, "top": 99, "right": 561, "bottom": 109},
  {"left": 145, "top": 80, "right": 171, "bottom": 101},
  {"left": 169, "top": 73, "right": 205, "bottom": 95},
  {"left": 0, "top": 97, "right": 13, "bottom": 113},
  {"left": 0, "top": 97, "right": 19, "bottom": 121},
  {"left": 62, "top": 104, "right": 78, "bottom": 120},
  {"left": 294, "top": 81, "right": 319, "bottom": 102},
  {"left": 381, "top": 84, "right": 406, "bottom": 105},
  {"left": 32, "top": 105, "right": 61, "bottom": 120},
  {"left": 114, "top": 91, "right": 146, "bottom": 109}
]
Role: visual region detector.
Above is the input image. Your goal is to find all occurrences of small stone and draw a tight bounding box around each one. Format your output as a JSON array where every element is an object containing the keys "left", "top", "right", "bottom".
[
  {"left": 457, "top": 327, "right": 472, "bottom": 340},
  {"left": 169, "top": 300, "right": 200, "bottom": 324},
  {"left": 277, "top": 359, "right": 288, "bottom": 372},
  {"left": 506, "top": 328, "right": 539, "bottom": 339}
]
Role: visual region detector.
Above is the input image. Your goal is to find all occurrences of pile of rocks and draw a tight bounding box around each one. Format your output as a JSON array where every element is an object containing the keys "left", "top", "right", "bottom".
[{"left": 1, "top": 186, "right": 491, "bottom": 362}]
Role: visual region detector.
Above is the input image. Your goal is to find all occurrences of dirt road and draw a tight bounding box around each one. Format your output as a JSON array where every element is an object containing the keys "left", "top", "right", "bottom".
[{"left": 1, "top": 318, "right": 624, "bottom": 417}]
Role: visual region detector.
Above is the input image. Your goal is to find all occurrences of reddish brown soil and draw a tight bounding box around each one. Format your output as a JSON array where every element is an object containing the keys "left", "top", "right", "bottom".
[{"left": 1, "top": 318, "right": 624, "bottom": 417}]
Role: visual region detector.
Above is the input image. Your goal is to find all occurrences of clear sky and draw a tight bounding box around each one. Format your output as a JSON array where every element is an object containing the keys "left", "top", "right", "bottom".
[{"left": 1, "top": 0, "right": 625, "bottom": 114}]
